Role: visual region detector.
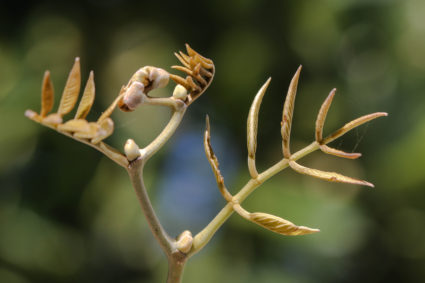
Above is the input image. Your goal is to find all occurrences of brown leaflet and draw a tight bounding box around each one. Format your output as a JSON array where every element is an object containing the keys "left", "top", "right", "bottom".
[{"left": 57, "top": 58, "right": 81, "bottom": 115}]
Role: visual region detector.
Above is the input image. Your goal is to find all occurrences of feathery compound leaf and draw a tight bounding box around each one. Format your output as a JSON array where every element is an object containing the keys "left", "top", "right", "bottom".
[
  {"left": 75, "top": 71, "right": 95, "bottom": 119},
  {"left": 315, "top": 89, "right": 365, "bottom": 159},
  {"left": 289, "top": 160, "right": 374, "bottom": 187},
  {"left": 170, "top": 44, "right": 215, "bottom": 105},
  {"left": 322, "top": 112, "right": 388, "bottom": 144},
  {"left": 315, "top": 88, "right": 336, "bottom": 142},
  {"left": 204, "top": 116, "right": 232, "bottom": 202},
  {"left": 247, "top": 78, "right": 271, "bottom": 178},
  {"left": 40, "top": 71, "right": 54, "bottom": 117},
  {"left": 58, "top": 58, "right": 81, "bottom": 115},
  {"left": 250, "top": 212, "right": 320, "bottom": 236},
  {"left": 281, "top": 66, "right": 302, "bottom": 158}
]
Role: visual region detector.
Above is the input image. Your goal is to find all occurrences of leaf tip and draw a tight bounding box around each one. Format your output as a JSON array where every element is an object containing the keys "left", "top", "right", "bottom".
[
  {"left": 351, "top": 153, "right": 363, "bottom": 159},
  {"left": 205, "top": 114, "right": 210, "bottom": 131},
  {"left": 266, "top": 76, "right": 272, "bottom": 84},
  {"left": 293, "top": 65, "right": 302, "bottom": 80},
  {"left": 298, "top": 226, "right": 320, "bottom": 235},
  {"left": 365, "top": 181, "right": 375, "bottom": 188},
  {"left": 262, "top": 77, "right": 272, "bottom": 91},
  {"left": 324, "top": 88, "right": 337, "bottom": 103},
  {"left": 25, "top": 109, "right": 40, "bottom": 121}
]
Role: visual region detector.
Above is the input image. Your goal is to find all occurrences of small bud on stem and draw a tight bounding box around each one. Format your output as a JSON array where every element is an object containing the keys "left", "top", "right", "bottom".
[{"left": 124, "top": 139, "right": 141, "bottom": 161}]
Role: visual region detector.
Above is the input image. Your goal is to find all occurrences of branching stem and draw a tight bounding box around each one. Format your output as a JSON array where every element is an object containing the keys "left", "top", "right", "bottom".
[
  {"left": 127, "top": 103, "right": 189, "bottom": 282},
  {"left": 26, "top": 48, "right": 385, "bottom": 283},
  {"left": 189, "top": 141, "right": 319, "bottom": 256}
]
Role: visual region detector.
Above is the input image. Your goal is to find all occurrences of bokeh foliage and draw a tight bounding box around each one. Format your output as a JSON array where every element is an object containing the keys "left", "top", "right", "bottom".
[{"left": 1, "top": 0, "right": 424, "bottom": 282}]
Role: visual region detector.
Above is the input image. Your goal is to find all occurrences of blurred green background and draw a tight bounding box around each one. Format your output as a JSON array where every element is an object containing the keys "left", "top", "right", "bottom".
[{"left": 1, "top": 0, "right": 425, "bottom": 282}]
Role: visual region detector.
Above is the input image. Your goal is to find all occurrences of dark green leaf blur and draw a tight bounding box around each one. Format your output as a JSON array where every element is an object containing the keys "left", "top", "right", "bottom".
[{"left": 1, "top": 0, "right": 424, "bottom": 282}]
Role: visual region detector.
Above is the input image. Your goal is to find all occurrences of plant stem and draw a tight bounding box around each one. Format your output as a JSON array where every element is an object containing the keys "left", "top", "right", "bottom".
[
  {"left": 167, "top": 253, "right": 187, "bottom": 283},
  {"left": 143, "top": 102, "right": 187, "bottom": 161},
  {"left": 128, "top": 162, "right": 174, "bottom": 255},
  {"left": 127, "top": 103, "right": 190, "bottom": 282},
  {"left": 129, "top": 163, "right": 189, "bottom": 282}
]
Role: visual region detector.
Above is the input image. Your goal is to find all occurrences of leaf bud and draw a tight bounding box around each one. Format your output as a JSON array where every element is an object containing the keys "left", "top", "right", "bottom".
[
  {"left": 172, "top": 84, "right": 188, "bottom": 100},
  {"left": 124, "top": 139, "right": 141, "bottom": 161}
]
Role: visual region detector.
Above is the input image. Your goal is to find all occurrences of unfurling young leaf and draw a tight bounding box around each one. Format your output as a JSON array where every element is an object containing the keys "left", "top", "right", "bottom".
[
  {"left": 315, "top": 88, "right": 336, "bottom": 143},
  {"left": 232, "top": 203, "right": 319, "bottom": 236},
  {"left": 204, "top": 116, "right": 232, "bottom": 202},
  {"left": 247, "top": 78, "right": 271, "bottom": 178},
  {"left": 250, "top": 212, "right": 320, "bottom": 236},
  {"left": 315, "top": 89, "right": 361, "bottom": 159},
  {"left": 289, "top": 160, "right": 374, "bottom": 187},
  {"left": 40, "top": 71, "right": 54, "bottom": 117},
  {"left": 281, "top": 66, "right": 302, "bottom": 159},
  {"left": 171, "top": 65, "right": 194, "bottom": 78},
  {"left": 174, "top": 52, "right": 191, "bottom": 69},
  {"left": 185, "top": 43, "right": 213, "bottom": 66},
  {"left": 75, "top": 71, "right": 95, "bottom": 119},
  {"left": 319, "top": 144, "right": 361, "bottom": 159},
  {"left": 58, "top": 57, "right": 81, "bottom": 115},
  {"left": 169, "top": 74, "right": 190, "bottom": 90},
  {"left": 170, "top": 44, "right": 215, "bottom": 105},
  {"left": 322, "top": 112, "right": 388, "bottom": 144}
]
